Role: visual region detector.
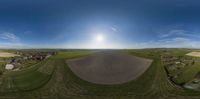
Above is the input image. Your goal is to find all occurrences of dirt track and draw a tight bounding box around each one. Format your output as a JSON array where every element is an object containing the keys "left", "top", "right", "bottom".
[{"left": 66, "top": 51, "right": 153, "bottom": 84}]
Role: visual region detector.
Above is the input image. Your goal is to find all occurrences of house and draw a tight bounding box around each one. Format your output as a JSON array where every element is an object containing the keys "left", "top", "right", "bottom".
[
  {"left": 5, "top": 64, "right": 14, "bottom": 70},
  {"left": 175, "top": 61, "right": 181, "bottom": 64},
  {"left": 23, "top": 57, "right": 28, "bottom": 60}
]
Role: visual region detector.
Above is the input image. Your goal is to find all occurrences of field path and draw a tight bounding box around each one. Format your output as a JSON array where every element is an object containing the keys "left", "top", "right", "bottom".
[{"left": 66, "top": 51, "right": 152, "bottom": 84}]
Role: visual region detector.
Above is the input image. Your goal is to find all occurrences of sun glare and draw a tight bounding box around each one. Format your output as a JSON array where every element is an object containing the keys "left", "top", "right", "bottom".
[{"left": 96, "top": 34, "right": 104, "bottom": 42}]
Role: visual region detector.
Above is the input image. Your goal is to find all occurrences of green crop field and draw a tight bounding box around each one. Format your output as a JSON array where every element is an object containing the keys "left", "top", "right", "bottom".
[{"left": 1, "top": 49, "right": 200, "bottom": 99}]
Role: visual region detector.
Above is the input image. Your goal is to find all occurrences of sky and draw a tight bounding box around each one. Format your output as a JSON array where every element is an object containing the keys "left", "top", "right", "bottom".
[{"left": 0, "top": 0, "right": 200, "bottom": 49}]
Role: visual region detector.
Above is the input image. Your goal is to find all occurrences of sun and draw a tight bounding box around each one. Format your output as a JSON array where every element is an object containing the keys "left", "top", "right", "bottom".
[{"left": 96, "top": 34, "right": 104, "bottom": 42}]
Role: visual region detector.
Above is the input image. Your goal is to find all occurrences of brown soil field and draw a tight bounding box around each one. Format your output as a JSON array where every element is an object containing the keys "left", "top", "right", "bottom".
[
  {"left": 186, "top": 52, "right": 200, "bottom": 57},
  {"left": 66, "top": 52, "right": 153, "bottom": 84}
]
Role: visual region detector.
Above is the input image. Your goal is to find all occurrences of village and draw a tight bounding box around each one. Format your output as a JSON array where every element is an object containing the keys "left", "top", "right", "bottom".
[
  {"left": 161, "top": 52, "right": 196, "bottom": 84},
  {"left": 0, "top": 51, "right": 57, "bottom": 74}
]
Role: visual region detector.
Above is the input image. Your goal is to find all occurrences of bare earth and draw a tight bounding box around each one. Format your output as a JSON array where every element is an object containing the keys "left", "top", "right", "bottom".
[
  {"left": 186, "top": 52, "right": 200, "bottom": 57},
  {"left": 66, "top": 52, "right": 153, "bottom": 84},
  {"left": 0, "top": 52, "right": 19, "bottom": 57}
]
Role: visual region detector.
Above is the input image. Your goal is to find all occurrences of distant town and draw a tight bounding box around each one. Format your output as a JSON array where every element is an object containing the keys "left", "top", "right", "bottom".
[{"left": 0, "top": 51, "right": 57, "bottom": 74}]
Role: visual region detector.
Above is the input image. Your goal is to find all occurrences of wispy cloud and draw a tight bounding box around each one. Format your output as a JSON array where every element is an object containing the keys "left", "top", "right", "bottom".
[
  {"left": 141, "top": 28, "right": 200, "bottom": 48},
  {"left": 0, "top": 32, "right": 25, "bottom": 48},
  {"left": 133, "top": 37, "right": 200, "bottom": 49},
  {"left": 0, "top": 32, "right": 20, "bottom": 41},
  {"left": 111, "top": 27, "right": 118, "bottom": 32},
  {"left": 0, "top": 42, "right": 26, "bottom": 49},
  {"left": 159, "top": 29, "right": 200, "bottom": 39}
]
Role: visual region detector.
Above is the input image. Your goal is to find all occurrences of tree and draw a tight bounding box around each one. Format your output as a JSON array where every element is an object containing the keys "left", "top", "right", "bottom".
[{"left": 192, "top": 60, "right": 195, "bottom": 65}]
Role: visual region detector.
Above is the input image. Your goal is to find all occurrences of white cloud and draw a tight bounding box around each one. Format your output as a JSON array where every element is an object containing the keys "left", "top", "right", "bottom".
[
  {"left": 133, "top": 37, "right": 200, "bottom": 49},
  {"left": 146, "top": 28, "right": 200, "bottom": 48},
  {"left": 0, "top": 32, "right": 20, "bottom": 41},
  {"left": 158, "top": 29, "right": 200, "bottom": 39},
  {"left": 159, "top": 29, "right": 186, "bottom": 38},
  {"left": 111, "top": 27, "right": 117, "bottom": 32},
  {"left": 0, "top": 32, "right": 25, "bottom": 49}
]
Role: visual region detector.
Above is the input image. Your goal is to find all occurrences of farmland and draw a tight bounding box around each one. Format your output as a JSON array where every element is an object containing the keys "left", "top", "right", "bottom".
[
  {"left": 1, "top": 49, "right": 200, "bottom": 98},
  {"left": 186, "top": 52, "right": 200, "bottom": 57},
  {"left": 67, "top": 52, "right": 152, "bottom": 84},
  {"left": 0, "top": 52, "right": 19, "bottom": 58}
]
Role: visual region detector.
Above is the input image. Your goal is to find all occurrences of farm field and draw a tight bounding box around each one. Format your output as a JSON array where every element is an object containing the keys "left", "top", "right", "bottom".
[
  {"left": 1, "top": 49, "right": 200, "bottom": 99},
  {"left": 67, "top": 51, "right": 152, "bottom": 84},
  {"left": 186, "top": 52, "right": 200, "bottom": 57},
  {"left": 0, "top": 52, "right": 19, "bottom": 57},
  {"left": 1, "top": 0, "right": 200, "bottom": 98}
]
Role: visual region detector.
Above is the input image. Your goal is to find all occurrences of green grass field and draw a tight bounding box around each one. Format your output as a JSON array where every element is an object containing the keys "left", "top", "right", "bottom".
[
  {"left": 0, "top": 49, "right": 200, "bottom": 99},
  {"left": 174, "top": 60, "right": 200, "bottom": 84}
]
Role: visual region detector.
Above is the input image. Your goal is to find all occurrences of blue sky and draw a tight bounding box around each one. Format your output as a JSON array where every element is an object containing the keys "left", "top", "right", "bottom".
[{"left": 0, "top": 0, "right": 200, "bottom": 49}]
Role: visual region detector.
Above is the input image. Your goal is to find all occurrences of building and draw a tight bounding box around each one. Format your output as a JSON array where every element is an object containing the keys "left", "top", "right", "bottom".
[
  {"left": 46, "top": 55, "right": 52, "bottom": 59},
  {"left": 5, "top": 64, "right": 14, "bottom": 70}
]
